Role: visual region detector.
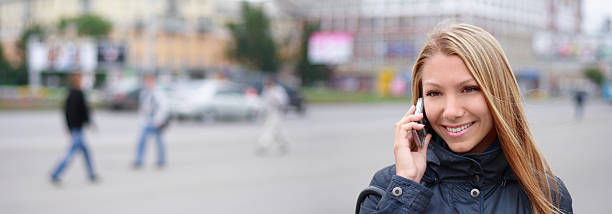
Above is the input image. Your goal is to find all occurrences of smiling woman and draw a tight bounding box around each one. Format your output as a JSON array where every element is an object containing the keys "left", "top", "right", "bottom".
[
  {"left": 420, "top": 53, "right": 497, "bottom": 155},
  {"left": 357, "top": 23, "right": 573, "bottom": 214}
]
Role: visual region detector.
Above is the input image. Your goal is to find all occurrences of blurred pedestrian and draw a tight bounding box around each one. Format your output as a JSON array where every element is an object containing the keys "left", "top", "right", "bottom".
[
  {"left": 256, "top": 77, "right": 290, "bottom": 155},
  {"left": 357, "top": 23, "right": 572, "bottom": 213},
  {"left": 51, "top": 72, "right": 98, "bottom": 184},
  {"left": 133, "top": 74, "right": 170, "bottom": 169},
  {"left": 573, "top": 89, "right": 586, "bottom": 120}
]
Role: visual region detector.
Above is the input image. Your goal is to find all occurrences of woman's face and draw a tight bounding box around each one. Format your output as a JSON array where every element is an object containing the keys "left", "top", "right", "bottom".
[{"left": 421, "top": 53, "right": 497, "bottom": 154}]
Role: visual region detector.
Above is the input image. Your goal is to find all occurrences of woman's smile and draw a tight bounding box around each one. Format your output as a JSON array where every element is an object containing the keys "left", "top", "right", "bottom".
[{"left": 442, "top": 122, "right": 475, "bottom": 137}]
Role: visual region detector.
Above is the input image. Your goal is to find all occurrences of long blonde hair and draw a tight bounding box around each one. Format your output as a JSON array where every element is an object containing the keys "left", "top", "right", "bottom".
[{"left": 411, "top": 23, "right": 561, "bottom": 214}]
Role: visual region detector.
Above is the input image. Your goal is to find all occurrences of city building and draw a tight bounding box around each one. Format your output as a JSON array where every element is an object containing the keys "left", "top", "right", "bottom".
[
  {"left": 301, "top": 0, "right": 586, "bottom": 96},
  {"left": 0, "top": 0, "right": 297, "bottom": 75}
]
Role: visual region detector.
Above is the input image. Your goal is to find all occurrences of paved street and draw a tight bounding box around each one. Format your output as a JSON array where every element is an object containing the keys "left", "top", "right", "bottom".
[{"left": 1, "top": 98, "right": 610, "bottom": 213}]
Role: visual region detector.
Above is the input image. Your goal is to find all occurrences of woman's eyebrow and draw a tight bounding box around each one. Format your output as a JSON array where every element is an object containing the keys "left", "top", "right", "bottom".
[
  {"left": 423, "top": 79, "right": 476, "bottom": 87},
  {"left": 422, "top": 81, "right": 440, "bottom": 87},
  {"left": 459, "top": 79, "right": 477, "bottom": 85}
]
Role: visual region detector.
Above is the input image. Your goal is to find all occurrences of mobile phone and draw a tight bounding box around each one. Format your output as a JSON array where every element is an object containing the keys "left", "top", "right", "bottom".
[{"left": 411, "top": 97, "right": 428, "bottom": 147}]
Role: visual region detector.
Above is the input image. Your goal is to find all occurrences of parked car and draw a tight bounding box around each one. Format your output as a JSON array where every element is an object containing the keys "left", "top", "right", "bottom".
[
  {"left": 104, "top": 77, "right": 141, "bottom": 110},
  {"left": 279, "top": 83, "right": 306, "bottom": 115},
  {"left": 168, "top": 79, "right": 262, "bottom": 122},
  {"left": 250, "top": 81, "right": 306, "bottom": 115}
]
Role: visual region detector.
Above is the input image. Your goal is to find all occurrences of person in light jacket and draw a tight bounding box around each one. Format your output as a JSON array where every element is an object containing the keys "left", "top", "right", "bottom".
[
  {"left": 256, "top": 77, "right": 290, "bottom": 155},
  {"left": 357, "top": 23, "right": 572, "bottom": 214},
  {"left": 133, "top": 74, "right": 169, "bottom": 168}
]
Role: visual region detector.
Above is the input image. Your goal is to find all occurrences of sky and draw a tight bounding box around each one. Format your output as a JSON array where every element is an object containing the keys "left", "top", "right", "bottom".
[{"left": 583, "top": 0, "right": 612, "bottom": 34}]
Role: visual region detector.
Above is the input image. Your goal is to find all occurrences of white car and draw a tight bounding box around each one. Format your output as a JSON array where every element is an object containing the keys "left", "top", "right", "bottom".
[{"left": 168, "top": 79, "right": 262, "bottom": 121}]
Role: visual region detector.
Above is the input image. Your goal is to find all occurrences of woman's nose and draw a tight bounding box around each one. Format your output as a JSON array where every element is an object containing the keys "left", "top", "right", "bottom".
[{"left": 442, "top": 96, "right": 465, "bottom": 120}]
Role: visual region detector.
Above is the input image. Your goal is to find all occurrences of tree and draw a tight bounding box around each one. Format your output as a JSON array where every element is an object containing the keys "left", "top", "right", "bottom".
[
  {"left": 7, "top": 24, "right": 47, "bottom": 85},
  {"left": 58, "top": 14, "right": 112, "bottom": 38},
  {"left": 296, "top": 22, "right": 326, "bottom": 86},
  {"left": 226, "top": 2, "right": 278, "bottom": 73},
  {"left": 584, "top": 67, "right": 604, "bottom": 87},
  {"left": 0, "top": 43, "right": 14, "bottom": 85}
]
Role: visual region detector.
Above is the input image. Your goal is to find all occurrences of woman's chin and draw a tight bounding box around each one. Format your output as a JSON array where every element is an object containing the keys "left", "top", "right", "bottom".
[{"left": 445, "top": 142, "right": 474, "bottom": 154}]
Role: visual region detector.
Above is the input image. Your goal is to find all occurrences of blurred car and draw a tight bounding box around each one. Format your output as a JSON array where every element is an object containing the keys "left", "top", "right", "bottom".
[
  {"left": 279, "top": 83, "right": 306, "bottom": 115},
  {"left": 250, "top": 81, "right": 306, "bottom": 115},
  {"left": 104, "top": 77, "right": 141, "bottom": 110},
  {"left": 168, "top": 79, "right": 262, "bottom": 121}
]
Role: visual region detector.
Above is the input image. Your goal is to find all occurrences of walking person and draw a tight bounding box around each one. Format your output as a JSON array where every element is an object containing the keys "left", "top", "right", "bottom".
[
  {"left": 51, "top": 72, "right": 98, "bottom": 184},
  {"left": 357, "top": 23, "right": 572, "bottom": 213},
  {"left": 133, "top": 74, "right": 170, "bottom": 169},
  {"left": 573, "top": 89, "right": 586, "bottom": 121},
  {"left": 256, "top": 77, "right": 290, "bottom": 155}
]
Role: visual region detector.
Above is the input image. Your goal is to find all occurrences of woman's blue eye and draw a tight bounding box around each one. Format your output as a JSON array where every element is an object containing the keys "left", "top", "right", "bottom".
[{"left": 463, "top": 86, "right": 480, "bottom": 93}]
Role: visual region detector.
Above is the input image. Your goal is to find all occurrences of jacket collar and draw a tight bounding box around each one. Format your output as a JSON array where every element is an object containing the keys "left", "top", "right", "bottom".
[{"left": 424, "top": 135, "right": 514, "bottom": 184}]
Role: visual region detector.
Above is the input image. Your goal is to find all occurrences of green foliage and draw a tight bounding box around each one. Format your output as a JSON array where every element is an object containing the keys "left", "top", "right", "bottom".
[
  {"left": 584, "top": 67, "right": 605, "bottom": 86},
  {"left": 296, "top": 22, "right": 327, "bottom": 86},
  {"left": 8, "top": 65, "right": 30, "bottom": 85},
  {"left": 58, "top": 14, "right": 112, "bottom": 37},
  {"left": 0, "top": 43, "right": 14, "bottom": 85},
  {"left": 4, "top": 24, "right": 47, "bottom": 85},
  {"left": 302, "top": 87, "right": 410, "bottom": 103},
  {"left": 0, "top": 44, "right": 8, "bottom": 68},
  {"left": 226, "top": 2, "right": 278, "bottom": 73}
]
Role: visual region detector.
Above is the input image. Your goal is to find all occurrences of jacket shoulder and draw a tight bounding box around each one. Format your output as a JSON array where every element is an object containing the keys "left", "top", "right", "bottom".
[
  {"left": 369, "top": 164, "right": 396, "bottom": 189},
  {"left": 551, "top": 176, "right": 573, "bottom": 213}
]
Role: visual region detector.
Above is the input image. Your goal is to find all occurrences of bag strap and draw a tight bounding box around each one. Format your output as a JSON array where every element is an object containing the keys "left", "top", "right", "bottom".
[{"left": 355, "top": 185, "right": 385, "bottom": 214}]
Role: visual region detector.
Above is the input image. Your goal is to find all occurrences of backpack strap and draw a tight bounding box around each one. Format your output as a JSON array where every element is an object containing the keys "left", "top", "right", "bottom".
[{"left": 355, "top": 185, "right": 386, "bottom": 214}]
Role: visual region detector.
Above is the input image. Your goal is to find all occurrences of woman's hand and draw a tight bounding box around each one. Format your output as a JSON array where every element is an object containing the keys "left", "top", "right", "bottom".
[{"left": 394, "top": 105, "right": 432, "bottom": 183}]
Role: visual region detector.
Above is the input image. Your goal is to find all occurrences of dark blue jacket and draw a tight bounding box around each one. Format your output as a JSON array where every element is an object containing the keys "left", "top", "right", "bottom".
[{"left": 359, "top": 137, "right": 573, "bottom": 213}]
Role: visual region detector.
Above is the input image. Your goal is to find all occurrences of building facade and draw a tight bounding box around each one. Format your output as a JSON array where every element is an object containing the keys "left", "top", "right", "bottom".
[
  {"left": 0, "top": 0, "right": 249, "bottom": 74},
  {"left": 305, "top": 0, "right": 581, "bottom": 70},
  {"left": 302, "top": 0, "right": 584, "bottom": 95}
]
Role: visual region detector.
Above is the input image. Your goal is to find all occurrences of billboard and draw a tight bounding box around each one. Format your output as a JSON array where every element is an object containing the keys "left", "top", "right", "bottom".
[
  {"left": 27, "top": 40, "right": 98, "bottom": 72},
  {"left": 98, "top": 42, "right": 126, "bottom": 65},
  {"left": 308, "top": 32, "right": 353, "bottom": 64}
]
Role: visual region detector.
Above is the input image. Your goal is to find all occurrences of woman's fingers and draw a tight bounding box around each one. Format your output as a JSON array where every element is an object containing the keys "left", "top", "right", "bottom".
[
  {"left": 398, "top": 122, "right": 425, "bottom": 151},
  {"left": 399, "top": 122, "right": 426, "bottom": 141},
  {"left": 400, "top": 123, "right": 423, "bottom": 140},
  {"left": 400, "top": 122, "right": 425, "bottom": 131},
  {"left": 394, "top": 104, "right": 430, "bottom": 182},
  {"left": 413, "top": 113, "right": 424, "bottom": 121}
]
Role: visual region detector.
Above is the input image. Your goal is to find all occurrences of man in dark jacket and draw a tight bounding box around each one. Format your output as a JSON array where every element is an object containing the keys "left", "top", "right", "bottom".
[{"left": 51, "top": 72, "right": 98, "bottom": 183}]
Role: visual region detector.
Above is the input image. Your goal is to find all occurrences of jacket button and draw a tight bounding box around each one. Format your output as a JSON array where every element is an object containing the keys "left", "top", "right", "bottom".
[
  {"left": 470, "top": 188, "right": 480, "bottom": 198},
  {"left": 392, "top": 187, "right": 403, "bottom": 197},
  {"left": 472, "top": 174, "right": 480, "bottom": 184}
]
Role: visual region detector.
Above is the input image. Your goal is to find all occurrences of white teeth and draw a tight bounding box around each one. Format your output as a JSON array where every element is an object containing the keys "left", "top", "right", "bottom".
[{"left": 446, "top": 123, "right": 472, "bottom": 133}]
